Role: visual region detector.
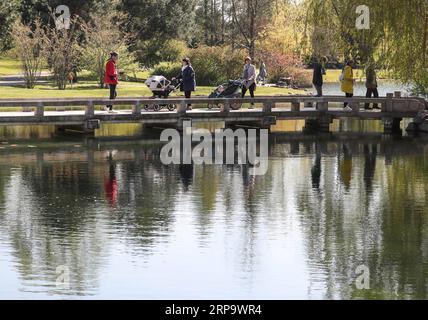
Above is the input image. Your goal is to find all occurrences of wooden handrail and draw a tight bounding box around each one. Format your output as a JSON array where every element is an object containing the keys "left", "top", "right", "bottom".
[{"left": 0, "top": 95, "right": 424, "bottom": 107}]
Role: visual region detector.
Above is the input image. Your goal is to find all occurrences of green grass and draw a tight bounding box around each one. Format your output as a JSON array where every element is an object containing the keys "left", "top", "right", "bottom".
[
  {"left": 0, "top": 58, "right": 23, "bottom": 76},
  {"left": 0, "top": 80, "right": 305, "bottom": 99},
  {"left": 0, "top": 56, "right": 305, "bottom": 99}
]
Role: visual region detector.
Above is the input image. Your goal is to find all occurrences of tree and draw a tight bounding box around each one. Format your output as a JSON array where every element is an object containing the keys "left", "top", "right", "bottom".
[
  {"left": 11, "top": 18, "right": 46, "bottom": 88},
  {"left": 120, "top": 0, "right": 197, "bottom": 66},
  {"left": 44, "top": 11, "right": 81, "bottom": 90},
  {"left": 0, "top": 0, "right": 20, "bottom": 52},
  {"left": 305, "top": 0, "right": 428, "bottom": 93},
  {"left": 80, "top": 6, "right": 137, "bottom": 87},
  {"left": 229, "top": 0, "right": 272, "bottom": 58}
]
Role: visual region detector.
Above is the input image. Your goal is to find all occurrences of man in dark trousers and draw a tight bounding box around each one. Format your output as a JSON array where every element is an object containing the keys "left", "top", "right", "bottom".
[
  {"left": 365, "top": 63, "right": 380, "bottom": 110},
  {"left": 312, "top": 56, "right": 326, "bottom": 97},
  {"left": 104, "top": 52, "right": 119, "bottom": 113}
]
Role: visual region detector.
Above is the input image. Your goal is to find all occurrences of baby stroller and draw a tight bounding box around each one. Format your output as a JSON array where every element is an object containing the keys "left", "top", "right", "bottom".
[
  {"left": 144, "top": 75, "right": 182, "bottom": 111},
  {"left": 208, "top": 79, "right": 243, "bottom": 110}
]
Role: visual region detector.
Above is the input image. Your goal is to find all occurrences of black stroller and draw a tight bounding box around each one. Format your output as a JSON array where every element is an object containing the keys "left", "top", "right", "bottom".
[
  {"left": 144, "top": 75, "right": 182, "bottom": 111},
  {"left": 208, "top": 79, "right": 243, "bottom": 110}
]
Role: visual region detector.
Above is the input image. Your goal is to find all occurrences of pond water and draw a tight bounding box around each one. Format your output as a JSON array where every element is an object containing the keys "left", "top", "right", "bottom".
[{"left": 0, "top": 120, "right": 427, "bottom": 300}]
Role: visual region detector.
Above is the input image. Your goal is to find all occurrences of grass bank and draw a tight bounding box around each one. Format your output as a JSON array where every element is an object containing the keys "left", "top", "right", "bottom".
[
  {"left": 0, "top": 81, "right": 306, "bottom": 100},
  {"left": 0, "top": 58, "right": 22, "bottom": 76}
]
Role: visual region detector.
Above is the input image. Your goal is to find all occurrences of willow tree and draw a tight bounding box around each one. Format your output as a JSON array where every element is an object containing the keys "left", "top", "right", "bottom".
[{"left": 306, "top": 0, "right": 428, "bottom": 93}]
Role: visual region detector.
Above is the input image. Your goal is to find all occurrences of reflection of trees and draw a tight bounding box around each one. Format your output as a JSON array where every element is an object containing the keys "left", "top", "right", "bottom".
[
  {"left": 293, "top": 138, "right": 428, "bottom": 299},
  {"left": 1, "top": 133, "right": 428, "bottom": 299},
  {"left": 0, "top": 162, "right": 107, "bottom": 296},
  {"left": 0, "top": 143, "right": 181, "bottom": 296},
  {"left": 114, "top": 152, "right": 179, "bottom": 248}
]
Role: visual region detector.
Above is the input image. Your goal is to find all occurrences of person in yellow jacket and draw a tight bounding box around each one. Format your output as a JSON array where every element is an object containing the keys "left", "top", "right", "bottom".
[{"left": 340, "top": 60, "right": 355, "bottom": 109}]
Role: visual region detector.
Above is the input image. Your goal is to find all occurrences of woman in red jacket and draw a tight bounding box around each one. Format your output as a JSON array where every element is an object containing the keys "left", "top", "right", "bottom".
[{"left": 104, "top": 52, "right": 119, "bottom": 112}]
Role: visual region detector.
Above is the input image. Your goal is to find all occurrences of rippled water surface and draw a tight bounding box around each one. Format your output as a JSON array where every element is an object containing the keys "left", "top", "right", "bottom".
[{"left": 0, "top": 122, "right": 428, "bottom": 299}]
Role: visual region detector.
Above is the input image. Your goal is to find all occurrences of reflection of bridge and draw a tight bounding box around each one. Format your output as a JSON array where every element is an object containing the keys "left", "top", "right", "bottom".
[
  {"left": 0, "top": 92, "right": 427, "bottom": 134},
  {"left": 1, "top": 133, "right": 426, "bottom": 166}
]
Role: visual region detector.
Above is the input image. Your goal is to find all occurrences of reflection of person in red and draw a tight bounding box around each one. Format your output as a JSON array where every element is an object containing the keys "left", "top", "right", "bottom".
[{"left": 104, "top": 153, "right": 118, "bottom": 207}]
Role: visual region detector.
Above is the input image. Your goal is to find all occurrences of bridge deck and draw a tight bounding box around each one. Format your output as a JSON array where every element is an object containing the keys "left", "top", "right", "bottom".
[
  {"left": 0, "top": 94, "right": 425, "bottom": 129},
  {"left": 0, "top": 108, "right": 409, "bottom": 125}
]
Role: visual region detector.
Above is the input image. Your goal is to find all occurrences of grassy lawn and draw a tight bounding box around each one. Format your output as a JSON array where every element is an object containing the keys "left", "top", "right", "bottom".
[
  {"left": 0, "top": 58, "right": 23, "bottom": 76},
  {"left": 0, "top": 80, "right": 306, "bottom": 100}
]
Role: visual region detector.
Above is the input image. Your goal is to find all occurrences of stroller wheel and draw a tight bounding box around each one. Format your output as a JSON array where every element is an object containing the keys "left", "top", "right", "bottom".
[
  {"left": 230, "top": 102, "right": 242, "bottom": 110},
  {"left": 153, "top": 104, "right": 161, "bottom": 111},
  {"left": 167, "top": 104, "right": 176, "bottom": 111},
  {"left": 207, "top": 103, "right": 214, "bottom": 110},
  {"left": 144, "top": 104, "right": 149, "bottom": 111}
]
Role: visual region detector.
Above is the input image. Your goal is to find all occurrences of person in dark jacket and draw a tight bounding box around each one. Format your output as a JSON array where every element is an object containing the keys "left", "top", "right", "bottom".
[
  {"left": 312, "top": 56, "right": 326, "bottom": 97},
  {"left": 173, "top": 57, "right": 196, "bottom": 110},
  {"left": 364, "top": 63, "right": 380, "bottom": 110},
  {"left": 104, "top": 52, "right": 119, "bottom": 113}
]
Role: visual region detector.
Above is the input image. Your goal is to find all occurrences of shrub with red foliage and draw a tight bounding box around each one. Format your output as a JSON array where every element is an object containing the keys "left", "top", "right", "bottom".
[{"left": 261, "top": 50, "right": 311, "bottom": 86}]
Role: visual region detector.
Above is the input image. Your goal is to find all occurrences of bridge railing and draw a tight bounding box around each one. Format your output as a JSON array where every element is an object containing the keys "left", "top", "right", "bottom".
[{"left": 0, "top": 92, "right": 426, "bottom": 117}]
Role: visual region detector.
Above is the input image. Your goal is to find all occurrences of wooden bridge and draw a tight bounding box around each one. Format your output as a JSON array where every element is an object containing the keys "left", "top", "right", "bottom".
[{"left": 0, "top": 92, "right": 427, "bottom": 134}]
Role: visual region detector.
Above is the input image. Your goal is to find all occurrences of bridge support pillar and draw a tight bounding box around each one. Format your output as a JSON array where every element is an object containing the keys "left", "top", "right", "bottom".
[
  {"left": 303, "top": 115, "right": 333, "bottom": 133},
  {"left": 55, "top": 120, "right": 100, "bottom": 136},
  {"left": 383, "top": 117, "right": 402, "bottom": 134},
  {"left": 226, "top": 116, "right": 276, "bottom": 132},
  {"left": 143, "top": 118, "right": 192, "bottom": 134}
]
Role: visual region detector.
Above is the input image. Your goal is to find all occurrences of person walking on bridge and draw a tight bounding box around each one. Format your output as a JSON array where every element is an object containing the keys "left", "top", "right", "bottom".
[
  {"left": 173, "top": 57, "right": 196, "bottom": 111},
  {"left": 312, "top": 56, "right": 327, "bottom": 97},
  {"left": 364, "top": 63, "right": 380, "bottom": 110},
  {"left": 104, "top": 52, "right": 119, "bottom": 113},
  {"left": 257, "top": 60, "right": 268, "bottom": 85},
  {"left": 242, "top": 57, "right": 256, "bottom": 109},
  {"left": 340, "top": 60, "right": 355, "bottom": 110}
]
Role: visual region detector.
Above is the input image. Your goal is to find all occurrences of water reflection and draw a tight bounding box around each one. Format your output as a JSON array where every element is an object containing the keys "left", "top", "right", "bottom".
[{"left": 0, "top": 132, "right": 428, "bottom": 299}]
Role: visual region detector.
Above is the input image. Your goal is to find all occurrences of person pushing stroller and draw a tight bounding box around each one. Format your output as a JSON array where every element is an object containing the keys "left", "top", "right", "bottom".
[
  {"left": 242, "top": 57, "right": 256, "bottom": 109},
  {"left": 172, "top": 58, "right": 196, "bottom": 111}
]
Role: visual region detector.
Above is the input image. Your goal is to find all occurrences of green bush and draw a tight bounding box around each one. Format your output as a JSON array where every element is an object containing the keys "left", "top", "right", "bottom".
[
  {"left": 138, "top": 39, "right": 188, "bottom": 67},
  {"left": 151, "top": 62, "right": 182, "bottom": 80},
  {"left": 150, "top": 46, "right": 246, "bottom": 86},
  {"left": 188, "top": 46, "right": 246, "bottom": 86}
]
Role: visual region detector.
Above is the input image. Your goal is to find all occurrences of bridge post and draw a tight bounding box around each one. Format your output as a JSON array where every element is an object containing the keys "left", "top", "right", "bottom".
[
  {"left": 35, "top": 102, "right": 44, "bottom": 117},
  {"left": 349, "top": 101, "right": 360, "bottom": 112},
  {"left": 177, "top": 101, "right": 187, "bottom": 115},
  {"left": 383, "top": 93, "right": 393, "bottom": 112},
  {"left": 85, "top": 101, "right": 95, "bottom": 117},
  {"left": 132, "top": 101, "right": 142, "bottom": 115},
  {"left": 304, "top": 115, "right": 333, "bottom": 133},
  {"left": 222, "top": 100, "right": 231, "bottom": 113},
  {"left": 291, "top": 100, "right": 300, "bottom": 112},
  {"left": 316, "top": 101, "right": 328, "bottom": 112},
  {"left": 383, "top": 117, "right": 402, "bottom": 134},
  {"left": 263, "top": 101, "right": 274, "bottom": 113}
]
